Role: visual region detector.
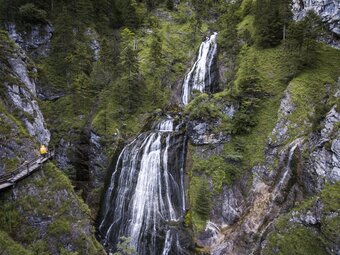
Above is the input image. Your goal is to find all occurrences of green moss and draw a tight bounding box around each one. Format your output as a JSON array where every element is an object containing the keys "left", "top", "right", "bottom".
[
  {"left": 48, "top": 218, "right": 71, "bottom": 237},
  {"left": 2, "top": 157, "right": 20, "bottom": 173},
  {"left": 0, "top": 161, "right": 104, "bottom": 254},
  {"left": 237, "top": 15, "right": 255, "bottom": 38},
  {"left": 0, "top": 100, "right": 30, "bottom": 139},
  {"left": 39, "top": 95, "right": 87, "bottom": 145},
  {"left": 263, "top": 226, "right": 328, "bottom": 255},
  {"left": 28, "top": 240, "right": 50, "bottom": 255},
  {"left": 0, "top": 230, "right": 32, "bottom": 255},
  {"left": 192, "top": 155, "right": 239, "bottom": 192},
  {"left": 320, "top": 182, "right": 340, "bottom": 213},
  {"left": 0, "top": 203, "right": 22, "bottom": 235},
  {"left": 185, "top": 93, "right": 223, "bottom": 120}
]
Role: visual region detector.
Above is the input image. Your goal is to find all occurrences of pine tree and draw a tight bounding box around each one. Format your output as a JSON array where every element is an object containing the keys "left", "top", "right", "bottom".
[
  {"left": 72, "top": 72, "right": 91, "bottom": 114},
  {"left": 49, "top": 7, "right": 76, "bottom": 85},
  {"left": 75, "top": 0, "right": 94, "bottom": 27},
  {"left": 217, "top": 2, "right": 241, "bottom": 57},
  {"left": 232, "top": 55, "right": 262, "bottom": 134},
  {"left": 166, "top": 0, "right": 174, "bottom": 10},
  {"left": 285, "top": 11, "right": 324, "bottom": 66},
  {"left": 114, "top": 28, "right": 143, "bottom": 113},
  {"left": 254, "top": 0, "right": 291, "bottom": 48},
  {"left": 194, "top": 180, "right": 211, "bottom": 220},
  {"left": 149, "top": 31, "right": 163, "bottom": 68},
  {"left": 114, "top": 0, "right": 139, "bottom": 29},
  {"left": 146, "top": 31, "right": 167, "bottom": 107}
]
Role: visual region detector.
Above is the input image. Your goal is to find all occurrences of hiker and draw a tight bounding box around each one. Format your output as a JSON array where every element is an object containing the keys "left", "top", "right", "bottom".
[{"left": 40, "top": 144, "right": 48, "bottom": 157}]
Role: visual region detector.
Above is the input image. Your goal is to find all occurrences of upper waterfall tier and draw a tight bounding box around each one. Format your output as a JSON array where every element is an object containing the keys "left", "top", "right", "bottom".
[{"left": 181, "top": 32, "right": 218, "bottom": 105}]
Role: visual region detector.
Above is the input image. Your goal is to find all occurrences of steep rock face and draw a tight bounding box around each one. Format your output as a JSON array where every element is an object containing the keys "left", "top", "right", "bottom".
[
  {"left": 194, "top": 84, "right": 340, "bottom": 254},
  {"left": 89, "top": 131, "right": 110, "bottom": 190},
  {"left": 261, "top": 182, "right": 340, "bottom": 255},
  {"left": 0, "top": 162, "right": 106, "bottom": 255},
  {"left": 5, "top": 22, "right": 53, "bottom": 57},
  {"left": 303, "top": 105, "right": 340, "bottom": 194},
  {"left": 3, "top": 38, "right": 50, "bottom": 145},
  {"left": 0, "top": 113, "right": 37, "bottom": 174},
  {"left": 0, "top": 30, "right": 50, "bottom": 173},
  {"left": 188, "top": 120, "right": 230, "bottom": 145},
  {"left": 292, "top": 0, "right": 340, "bottom": 35},
  {"left": 211, "top": 138, "right": 305, "bottom": 255}
]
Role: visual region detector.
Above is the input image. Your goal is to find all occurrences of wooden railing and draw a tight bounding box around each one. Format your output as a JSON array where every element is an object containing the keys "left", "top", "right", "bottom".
[{"left": 0, "top": 149, "right": 54, "bottom": 189}]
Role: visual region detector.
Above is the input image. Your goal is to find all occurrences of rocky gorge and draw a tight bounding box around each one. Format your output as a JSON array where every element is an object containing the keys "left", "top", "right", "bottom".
[{"left": 0, "top": 0, "right": 339, "bottom": 255}]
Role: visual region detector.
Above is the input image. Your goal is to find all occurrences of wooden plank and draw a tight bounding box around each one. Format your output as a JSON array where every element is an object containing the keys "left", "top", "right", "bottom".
[
  {"left": 0, "top": 150, "right": 54, "bottom": 192},
  {"left": 0, "top": 182, "right": 12, "bottom": 190}
]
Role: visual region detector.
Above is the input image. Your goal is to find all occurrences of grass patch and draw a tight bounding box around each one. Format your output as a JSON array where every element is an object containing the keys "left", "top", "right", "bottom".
[
  {"left": 237, "top": 15, "right": 255, "bottom": 38},
  {"left": 0, "top": 230, "right": 32, "bottom": 255},
  {"left": 263, "top": 226, "right": 328, "bottom": 255},
  {"left": 287, "top": 43, "right": 340, "bottom": 138}
]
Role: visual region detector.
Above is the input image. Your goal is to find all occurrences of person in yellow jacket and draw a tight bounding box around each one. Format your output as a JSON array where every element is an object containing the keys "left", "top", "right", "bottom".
[{"left": 40, "top": 144, "right": 48, "bottom": 157}]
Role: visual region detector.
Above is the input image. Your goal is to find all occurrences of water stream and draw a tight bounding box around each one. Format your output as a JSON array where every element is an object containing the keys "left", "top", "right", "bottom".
[{"left": 99, "top": 33, "right": 218, "bottom": 254}]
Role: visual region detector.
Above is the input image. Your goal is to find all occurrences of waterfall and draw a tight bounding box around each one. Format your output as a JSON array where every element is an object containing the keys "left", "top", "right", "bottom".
[
  {"left": 99, "top": 31, "right": 219, "bottom": 255},
  {"left": 99, "top": 118, "right": 187, "bottom": 255},
  {"left": 275, "top": 138, "right": 303, "bottom": 191},
  {"left": 182, "top": 32, "right": 218, "bottom": 105}
]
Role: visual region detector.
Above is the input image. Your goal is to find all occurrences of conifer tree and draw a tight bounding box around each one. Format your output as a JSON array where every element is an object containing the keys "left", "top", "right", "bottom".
[
  {"left": 147, "top": 31, "right": 167, "bottom": 106},
  {"left": 75, "top": 0, "right": 94, "bottom": 27},
  {"left": 114, "top": 28, "right": 143, "bottom": 113},
  {"left": 254, "top": 0, "right": 291, "bottom": 48},
  {"left": 194, "top": 180, "right": 211, "bottom": 220},
  {"left": 72, "top": 72, "right": 91, "bottom": 114},
  {"left": 49, "top": 7, "right": 76, "bottom": 85},
  {"left": 166, "top": 0, "right": 174, "bottom": 10}
]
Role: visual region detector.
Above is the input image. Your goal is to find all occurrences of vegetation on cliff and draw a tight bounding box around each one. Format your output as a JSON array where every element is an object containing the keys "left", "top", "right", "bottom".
[{"left": 0, "top": 0, "right": 339, "bottom": 254}]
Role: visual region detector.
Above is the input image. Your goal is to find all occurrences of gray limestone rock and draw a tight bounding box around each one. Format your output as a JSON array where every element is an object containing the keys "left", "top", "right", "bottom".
[
  {"left": 222, "top": 103, "right": 237, "bottom": 118},
  {"left": 6, "top": 83, "right": 50, "bottom": 145},
  {"left": 6, "top": 22, "right": 53, "bottom": 57},
  {"left": 303, "top": 105, "right": 340, "bottom": 194},
  {"left": 188, "top": 120, "right": 230, "bottom": 145},
  {"left": 5, "top": 37, "right": 50, "bottom": 145},
  {"left": 292, "top": 0, "right": 340, "bottom": 36},
  {"left": 89, "top": 131, "right": 109, "bottom": 188},
  {"left": 269, "top": 90, "right": 295, "bottom": 147},
  {"left": 85, "top": 28, "right": 100, "bottom": 61},
  {"left": 331, "top": 138, "right": 340, "bottom": 180}
]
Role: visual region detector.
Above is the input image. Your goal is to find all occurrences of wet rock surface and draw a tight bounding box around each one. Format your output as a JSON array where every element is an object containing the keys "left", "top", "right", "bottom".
[{"left": 89, "top": 131, "right": 110, "bottom": 189}]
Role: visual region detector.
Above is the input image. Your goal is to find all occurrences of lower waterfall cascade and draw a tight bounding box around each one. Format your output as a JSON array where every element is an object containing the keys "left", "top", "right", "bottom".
[{"left": 99, "top": 117, "right": 188, "bottom": 254}]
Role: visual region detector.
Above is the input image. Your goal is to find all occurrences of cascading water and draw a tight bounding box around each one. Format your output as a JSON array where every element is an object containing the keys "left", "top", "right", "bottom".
[
  {"left": 99, "top": 33, "right": 219, "bottom": 255},
  {"left": 275, "top": 138, "right": 303, "bottom": 192},
  {"left": 99, "top": 118, "right": 187, "bottom": 254},
  {"left": 182, "top": 32, "right": 218, "bottom": 105}
]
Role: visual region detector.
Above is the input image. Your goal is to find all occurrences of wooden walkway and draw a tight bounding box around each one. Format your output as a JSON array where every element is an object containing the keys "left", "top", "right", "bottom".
[{"left": 0, "top": 150, "right": 54, "bottom": 191}]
